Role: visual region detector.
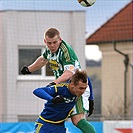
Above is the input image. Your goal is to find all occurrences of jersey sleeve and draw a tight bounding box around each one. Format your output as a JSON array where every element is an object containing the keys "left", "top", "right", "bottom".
[
  {"left": 88, "top": 77, "right": 94, "bottom": 100},
  {"left": 60, "top": 41, "right": 81, "bottom": 73},
  {"left": 33, "top": 86, "right": 57, "bottom": 101}
]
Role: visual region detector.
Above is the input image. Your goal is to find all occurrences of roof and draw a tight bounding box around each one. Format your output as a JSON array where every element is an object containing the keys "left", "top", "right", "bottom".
[{"left": 86, "top": 2, "right": 133, "bottom": 44}]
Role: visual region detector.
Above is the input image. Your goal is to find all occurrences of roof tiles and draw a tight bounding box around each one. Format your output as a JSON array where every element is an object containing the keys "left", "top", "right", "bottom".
[{"left": 86, "top": 2, "right": 133, "bottom": 44}]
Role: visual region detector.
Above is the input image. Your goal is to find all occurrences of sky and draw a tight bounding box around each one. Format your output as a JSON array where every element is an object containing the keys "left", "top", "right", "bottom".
[{"left": 0, "top": 0, "right": 131, "bottom": 61}]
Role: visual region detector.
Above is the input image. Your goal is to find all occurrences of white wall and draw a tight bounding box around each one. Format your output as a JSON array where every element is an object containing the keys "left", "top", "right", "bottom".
[
  {"left": 103, "top": 121, "right": 133, "bottom": 133},
  {"left": 0, "top": 10, "right": 86, "bottom": 121}
]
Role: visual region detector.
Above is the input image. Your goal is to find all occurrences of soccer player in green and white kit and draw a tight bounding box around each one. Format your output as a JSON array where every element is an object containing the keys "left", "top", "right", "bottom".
[{"left": 21, "top": 28, "right": 95, "bottom": 133}]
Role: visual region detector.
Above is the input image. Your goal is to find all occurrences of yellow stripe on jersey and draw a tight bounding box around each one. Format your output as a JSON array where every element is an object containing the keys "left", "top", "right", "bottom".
[
  {"left": 55, "top": 83, "right": 69, "bottom": 87},
  {"left": 54, "top": 85, "right": 58, "bottom": 92},
  {"left": 54, "top": 83, "right": 69, "bottom": 92},
  {"left": 39, "top": 108, "right": 74, "bottom": 124},
  {"left": 60, "top": 43, "right": 70, "bottom": 62},
  {"left": 35, "top": 122, "right": 43, "bottom": 133}
]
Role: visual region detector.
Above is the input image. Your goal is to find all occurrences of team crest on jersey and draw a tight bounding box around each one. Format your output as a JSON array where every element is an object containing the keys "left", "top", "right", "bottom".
[{"left": 49, "top": 60, "right": 60, "bottom": 70}]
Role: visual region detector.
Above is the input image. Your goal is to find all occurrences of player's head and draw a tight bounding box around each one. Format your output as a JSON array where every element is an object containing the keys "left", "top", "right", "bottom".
[
  {"left": 70, "top": 69, "right": 88, "bottom": 97},
  {"left": 44, "top": 28, "right": 62, "bottom": 53}
]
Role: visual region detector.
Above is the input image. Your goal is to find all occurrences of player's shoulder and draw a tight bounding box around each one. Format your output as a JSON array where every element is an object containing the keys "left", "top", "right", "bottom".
[
  {"left": 56, "top": 83, "right": 69, "bottom": 88},
  {"left": 55, "top": 83, "right": 68, "bottom": 92},
  {"left": 60, "top": 40, "right": 73, "bottom": 52}
]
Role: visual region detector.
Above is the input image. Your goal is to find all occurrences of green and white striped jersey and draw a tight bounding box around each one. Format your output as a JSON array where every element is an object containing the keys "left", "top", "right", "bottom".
[{"left": 43, "top": 40, "right": 81, "bottom": 78}]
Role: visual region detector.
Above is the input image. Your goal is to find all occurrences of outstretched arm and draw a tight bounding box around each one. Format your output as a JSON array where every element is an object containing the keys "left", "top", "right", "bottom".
[
  {"left": 21, "top": 56, "right": 48, "bottom": 74},
  {"left": 28, "top": 56, "right": 48, "bottom": 73}
]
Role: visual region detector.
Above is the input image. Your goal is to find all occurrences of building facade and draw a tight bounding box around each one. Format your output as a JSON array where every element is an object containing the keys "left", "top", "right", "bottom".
[
  {"left": 87, "top": 2, "right": 132, "bottom": 119},
  {"left": 0, "top": 10, "right": 86, "bottom": 122}
]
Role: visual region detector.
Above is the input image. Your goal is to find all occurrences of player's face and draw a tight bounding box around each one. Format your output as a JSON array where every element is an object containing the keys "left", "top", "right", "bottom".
[
  {"left": 44, "top": 35, "right": 62, "bottom": 53},
  {"left": 72, "top": 81, "right": 88, "bottom": 97}
]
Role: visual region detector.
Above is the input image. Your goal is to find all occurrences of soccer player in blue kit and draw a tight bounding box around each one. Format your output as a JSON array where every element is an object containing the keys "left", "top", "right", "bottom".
[
  {"left": 33, "top": 70, "right": 96, "bottom": 133},
  {"left": 21, "top": 28, "right": 95, "bottom": 133}
]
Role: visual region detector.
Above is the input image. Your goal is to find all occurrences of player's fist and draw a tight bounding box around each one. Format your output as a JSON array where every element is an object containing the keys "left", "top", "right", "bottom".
[
  {"left": 87, "top": 100, "right": 94, "bottom": 117},
  {"left": 21, "top": 66, "right": 31, "bottom": 75},
  {"left": 51, "top": 95, "right": 65, "bottom": 104}
]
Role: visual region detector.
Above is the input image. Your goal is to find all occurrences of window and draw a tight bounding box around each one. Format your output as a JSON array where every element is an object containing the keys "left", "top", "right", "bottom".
[{"left": 19, "top": 48, "right": 54, "bottom": 76}]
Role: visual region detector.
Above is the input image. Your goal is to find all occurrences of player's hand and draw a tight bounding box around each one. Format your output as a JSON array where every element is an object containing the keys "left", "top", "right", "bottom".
[
  {"left": 46, "top": 82, "right": 56, "bottom": 87},
  {"left": 21, "top": 66, "right": 31, "bottom": 75},
  {"left": 51, "top": 95, "right": 65, "bottom": 104},
  {"left": 87, "top": 100, "right": 94, "bottom": 117}
]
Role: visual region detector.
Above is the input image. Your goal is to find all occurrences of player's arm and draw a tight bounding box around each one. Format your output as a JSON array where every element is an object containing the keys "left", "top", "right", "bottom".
[
  {"left": 21, "top": 56, "right": 48, "bottom": 74},
  {"left": 53, "top": 70, "right": 73, "bottom": 84},
  {"left": 28, "top": 56, "right": 48, "bottom": 72},
  {"left": 47, "top": 65, "right": 74, "bottom": 86},
  {"left": 33, "top": 86, "right": 65, "bottom": 104},
  {"left": 88, "top": 77, "right": 94, "bottom": 100},
  {"left": 33, "top": 87, "right": 53, "bottom": 101},
  {"left": 87, "top": 77, "right": 94, "bottom": 117}
]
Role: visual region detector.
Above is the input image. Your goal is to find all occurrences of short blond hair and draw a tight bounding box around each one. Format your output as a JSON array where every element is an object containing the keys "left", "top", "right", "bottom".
[{"left": 44, "top": 28, "right": 60, "bottom": 38}]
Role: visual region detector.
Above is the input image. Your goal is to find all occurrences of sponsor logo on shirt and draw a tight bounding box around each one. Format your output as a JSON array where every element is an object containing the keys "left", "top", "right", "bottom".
[
  {"left": 49, "top": 60, "right": 60, "bottom": 70},
  {"left": 64, "top": 97, "right": 76, "bottom": 103}
]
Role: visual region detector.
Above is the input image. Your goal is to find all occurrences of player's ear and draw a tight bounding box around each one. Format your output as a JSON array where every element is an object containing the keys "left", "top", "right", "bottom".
[
  {"left": 59, "top": 37, "right": 62, "bottom": 43},
  {"left": 44, "top": 39, "right": 47, "bottom": 44},
  {"left": 70, "top": 82, "right": 74, "bottom": 87}
]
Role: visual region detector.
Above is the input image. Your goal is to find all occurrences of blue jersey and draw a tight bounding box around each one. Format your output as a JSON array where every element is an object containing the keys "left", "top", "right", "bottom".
[{"left": 33, "top": 83, "right": 77, "bottom": 124}]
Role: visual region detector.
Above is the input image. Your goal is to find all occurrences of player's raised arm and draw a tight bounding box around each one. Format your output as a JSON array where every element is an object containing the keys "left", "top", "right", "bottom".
[
  {"left": 21, "top": 56, "right": 48, "bottom": 74},
  {"left": 28, "top": 56, "right": 48, "bottom": 72}
]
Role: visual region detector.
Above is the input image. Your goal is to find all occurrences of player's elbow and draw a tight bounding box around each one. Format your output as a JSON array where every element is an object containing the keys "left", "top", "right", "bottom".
[{"left": 33, "top": 88, "right": 40, "bottom": 96}]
